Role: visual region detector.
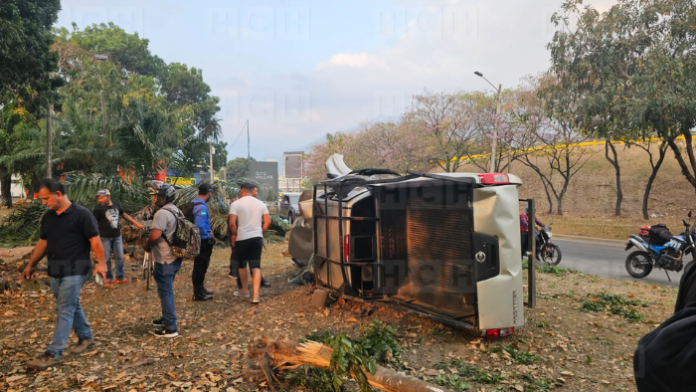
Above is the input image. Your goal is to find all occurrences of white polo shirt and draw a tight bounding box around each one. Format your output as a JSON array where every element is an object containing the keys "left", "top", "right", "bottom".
[{"left": 229, "top": 196, "right": 269, "bottom": 241}]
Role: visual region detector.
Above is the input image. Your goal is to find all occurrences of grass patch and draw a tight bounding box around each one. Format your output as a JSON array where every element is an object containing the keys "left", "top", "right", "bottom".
[
  {"left": 490, "top": 344, "right": 542, "bottom": 365},
  {"left": 433, "top": 359, "right": 559, "bottom": 391},
  {"left": 434, "top": 374, "right": 472, "bottom": 390},
  {"left": 537, "top": 265, "right": 578, "bottom": 276},
  {"left": 434, "top": 360, "right": 504, "bottom": 385},
  {"left": 581, "top": 292, "right": 649, "bottom": 322},
  {"left": 521, "top": 258, "right": 578, "bottom": 276}
]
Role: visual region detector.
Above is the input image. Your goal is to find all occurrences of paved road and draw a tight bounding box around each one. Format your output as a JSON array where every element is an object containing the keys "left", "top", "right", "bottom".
[{"left": 551, "top": 237, "right": 684, "bottom": 287}]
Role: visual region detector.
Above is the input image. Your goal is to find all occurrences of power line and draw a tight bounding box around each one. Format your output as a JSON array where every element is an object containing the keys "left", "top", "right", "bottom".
[{"left": 229, "top": 121, "right": 247, "bottom": 149}]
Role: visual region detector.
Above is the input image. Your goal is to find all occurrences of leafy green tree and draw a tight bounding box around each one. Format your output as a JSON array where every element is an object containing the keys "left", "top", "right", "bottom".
[
  {"left": 549, "top": 0, "right": 647, "bottom": 216},
  {"left": 0, "top": 0, "right": 60, "bottom": 100},
  {"left": 46, "top": 24, "right": 220, "bottom": 183},
  {"left": 549, "top": 0, "right": 696, "bottom": 217},
  {"left": 225, "top": 157, "right": 256, "bottom": 180},
  {"left": 212, "top": 141, "right": 228, "bottom": 171},
  {"left": 0, "top": 0, "right": 61, "bottom": 206},
  {"left": 59, "top": 22, "right": 165, "bottom": 78}
]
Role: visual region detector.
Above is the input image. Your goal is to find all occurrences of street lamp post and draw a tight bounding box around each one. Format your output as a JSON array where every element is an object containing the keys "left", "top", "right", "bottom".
[{"left": 474, "top": 71, "right": 502, "bottom": 173}]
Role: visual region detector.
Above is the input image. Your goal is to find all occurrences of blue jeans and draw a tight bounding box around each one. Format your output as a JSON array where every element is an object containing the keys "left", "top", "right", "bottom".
[
  {"left": 101, "top": 236, "right": 125, "bottom": 280},
  {"left": 154, "top": 259, "right": 182, "bottom": 331},
  {"left": 46, "top": 274, "right": 92, "bottom": 360}
]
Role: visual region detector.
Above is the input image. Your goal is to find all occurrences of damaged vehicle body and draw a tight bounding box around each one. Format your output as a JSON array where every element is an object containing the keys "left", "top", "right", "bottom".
[{"left": 290, "top": 155, "right": 525, "bottom": 337}]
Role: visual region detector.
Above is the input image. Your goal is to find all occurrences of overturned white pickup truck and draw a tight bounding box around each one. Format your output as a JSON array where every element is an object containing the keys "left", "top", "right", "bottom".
[{"left": 290, "top": 154, "right": 525, "bottom": 337}]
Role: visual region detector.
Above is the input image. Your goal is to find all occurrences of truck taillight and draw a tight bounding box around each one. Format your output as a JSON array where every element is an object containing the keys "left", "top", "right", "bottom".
[
  {"left": 344, "top": 235, "right": 350, "bottom": 262},
  {"left": 477, "top": 173, "right": 509, "bottom": 185},
  {"left": 484, "top": 327, "right": 514, "bottom": 339}
]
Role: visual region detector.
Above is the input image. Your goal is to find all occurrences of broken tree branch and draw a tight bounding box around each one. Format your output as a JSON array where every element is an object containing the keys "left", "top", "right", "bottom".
[{"left": 248, "top": 338, "right": 455, "bottom": 392}]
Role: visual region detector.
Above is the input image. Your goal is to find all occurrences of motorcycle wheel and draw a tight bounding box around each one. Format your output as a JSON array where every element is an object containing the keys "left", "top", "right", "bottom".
[
  {"left": 539, "top": 243, "right": 562, "bottom": 266},
  {"left": 625, "top": 251, "right": 653, "bottom": 278}
]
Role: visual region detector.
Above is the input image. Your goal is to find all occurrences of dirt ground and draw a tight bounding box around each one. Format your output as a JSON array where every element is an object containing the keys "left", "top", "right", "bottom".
[{"left": 0, "top": 243, "right": 679, "bottom": 392}]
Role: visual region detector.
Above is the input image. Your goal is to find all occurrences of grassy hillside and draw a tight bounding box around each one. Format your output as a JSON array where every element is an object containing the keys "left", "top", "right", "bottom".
[{"left": 455, "top": 142, "right": 696, "bottom": 239}]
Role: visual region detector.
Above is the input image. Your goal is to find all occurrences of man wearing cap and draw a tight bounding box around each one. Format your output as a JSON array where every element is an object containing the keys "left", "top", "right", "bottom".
[
  {"left": 93, "top": 189, "right": 145, "bottom": 284},
  {"left": 191, "top": 183, "right": 214, "bottom": 301}
]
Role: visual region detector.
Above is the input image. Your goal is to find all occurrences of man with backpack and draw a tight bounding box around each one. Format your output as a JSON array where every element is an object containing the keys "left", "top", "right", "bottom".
[
  {"left": 185, "top": 183, "right": 214, "bottom": 301},
  {"left": 143, "top": 181, "right": 184, "bottom": 337}
]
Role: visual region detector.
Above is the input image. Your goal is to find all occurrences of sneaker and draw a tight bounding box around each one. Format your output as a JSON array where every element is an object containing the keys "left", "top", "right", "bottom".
[
  {"left": 233, "top": 291, "right": 250, "bottom": 298},
  {"left": 104, "top": 279, "right": 114, "bottom": 285},
  {"left": 114, "top": 279, "right": 130, "bottom": 284},
  {"left": 152, "top": 317, "right": 164, "bottom": 327},
  {"left": 251, "top": 297, "right": 261, "bottom": 305},
  {"left": 261, "top": 281, "right": 271, "bottom": 288},
  {"left": 154, "top": 328, "right": 178, "bottom": 338},
  {"left": 228, "top": 273, "right": 237, "bottom": 279},
  {"left": 70, "top": 339, "right": 94, "bottom": 354},
  {"left": 26, "top": 352, "right": 60, "bottom": 371}
]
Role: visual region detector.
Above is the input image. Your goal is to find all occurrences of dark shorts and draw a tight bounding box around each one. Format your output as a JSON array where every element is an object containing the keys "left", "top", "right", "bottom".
[{"left": 235, "top": 237, "right": 263, "bottom": 270}]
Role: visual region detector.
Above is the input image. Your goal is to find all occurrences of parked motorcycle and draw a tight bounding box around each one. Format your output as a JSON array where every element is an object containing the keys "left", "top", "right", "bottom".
[
  {"left": 535, "top": 223, "right": 562, "bottom": 266},
  {"left": 624, "top": 212, "right": 696, "bottom": 280}
]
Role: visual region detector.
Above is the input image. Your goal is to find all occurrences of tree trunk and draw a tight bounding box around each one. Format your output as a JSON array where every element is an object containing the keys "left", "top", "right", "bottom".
[
  {"left": 0, "top": 173, "right": 12, "bottom": 208},
  {"left": 666, "top": 134, "right": 696, "bottom": 189},
  {"left": 544, "top": 182, "right": 554, "bottom": 214},
  {"left": 605, "top": 140, "right": 622, "bottom": 216},
  {"left": 642, "top": 141, "right": 668, "bottom": 220},
  {"left": 29, "top": 175, "right": 41, "bottom": 199},
  {"left": 248, "top": 338, "right": 457, "bottom": 392},
  {"left": 556, "top": 196, "right": 563, "bottom": 215}
]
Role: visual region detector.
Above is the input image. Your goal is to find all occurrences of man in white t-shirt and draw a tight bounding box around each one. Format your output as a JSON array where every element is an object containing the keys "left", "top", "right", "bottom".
[{"left": 228, "top": 183, "right": 271, "bottom": 304}]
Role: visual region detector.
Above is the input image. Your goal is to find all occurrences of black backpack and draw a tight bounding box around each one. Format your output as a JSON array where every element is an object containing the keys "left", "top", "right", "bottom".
[
  {"left": 181, "top": 200, "right": 206, "bottom": 223},
  {"left": 649, "top": 224, "right": 672, "bottom": 245}
]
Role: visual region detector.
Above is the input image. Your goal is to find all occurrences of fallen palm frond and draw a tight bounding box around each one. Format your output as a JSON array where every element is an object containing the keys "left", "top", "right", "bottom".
[
  {"left": 0, "top": 201, "right": 46, "bottom": 246},
  {"left": 248, "top": 338, "right": 455, "bottom": 392},
  {"left": 0, "top": 177, "right": 289, "bottom": 245},
  {"left": 62, "top": 172, "right": 151, "bottom": 212}
]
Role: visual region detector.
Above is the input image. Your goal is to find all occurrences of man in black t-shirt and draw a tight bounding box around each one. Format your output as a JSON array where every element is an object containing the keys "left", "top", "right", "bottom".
[
  {"left": 93, "top": 189, "right": 144, "bottom": 284},
  {"left": 22, "top": 179, "right": 108, "bottom": 371}
]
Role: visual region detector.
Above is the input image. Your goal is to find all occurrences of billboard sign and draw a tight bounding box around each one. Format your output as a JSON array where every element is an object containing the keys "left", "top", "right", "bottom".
[
  {"left": 283, "top": 152, "right": 304, "bottom": 179},
  {"left": 249, "top": 161, "right": 278, "bottom": 201}
]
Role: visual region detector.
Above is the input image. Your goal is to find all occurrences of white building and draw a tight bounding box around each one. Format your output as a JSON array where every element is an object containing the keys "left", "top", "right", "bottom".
[
  {"left": 0, "top": 175, "right": 25, "bottom": 200},
  {"left": 281, "top": 151, "right": 305, "bottom": 193}
]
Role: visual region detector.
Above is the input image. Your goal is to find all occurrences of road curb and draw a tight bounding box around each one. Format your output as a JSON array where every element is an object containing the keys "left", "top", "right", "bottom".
[{"left": 554, "top": 234, "right": 626, "bottom": 246}]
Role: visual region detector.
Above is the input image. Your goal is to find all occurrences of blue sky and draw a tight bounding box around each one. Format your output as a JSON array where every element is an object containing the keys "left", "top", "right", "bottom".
[{"left": 56, "top": 0, "right": 616, "bottom": 164}]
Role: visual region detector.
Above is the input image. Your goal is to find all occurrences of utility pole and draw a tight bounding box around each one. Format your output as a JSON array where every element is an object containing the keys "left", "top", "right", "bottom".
[
  {"left": 209, "top": 144, "right": 215, "bottom": 182},
  {"left": 46, "top": 104, "right": 53, "bottom": 178},
  {"left": 474, "top": 71, "right": 503, "bottom": 173},
  {"left": 246, "top": 119, "right": 250, "bottom": 160},
  {"left": 490, "top": 84, "right": 501, "bottom": 173}
]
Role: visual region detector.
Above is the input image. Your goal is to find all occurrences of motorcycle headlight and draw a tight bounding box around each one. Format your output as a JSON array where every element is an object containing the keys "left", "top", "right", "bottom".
[{"left": 547, "top": 232, "right": 552, "bottom": 239}]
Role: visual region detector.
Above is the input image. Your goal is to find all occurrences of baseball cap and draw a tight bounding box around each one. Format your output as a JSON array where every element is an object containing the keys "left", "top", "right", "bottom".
[
  {"left": 96, "top": 189, "right": 111, "bottom": 197},
  {"left": 199, "top": 183, "right": 213, "bottom": 195}
]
